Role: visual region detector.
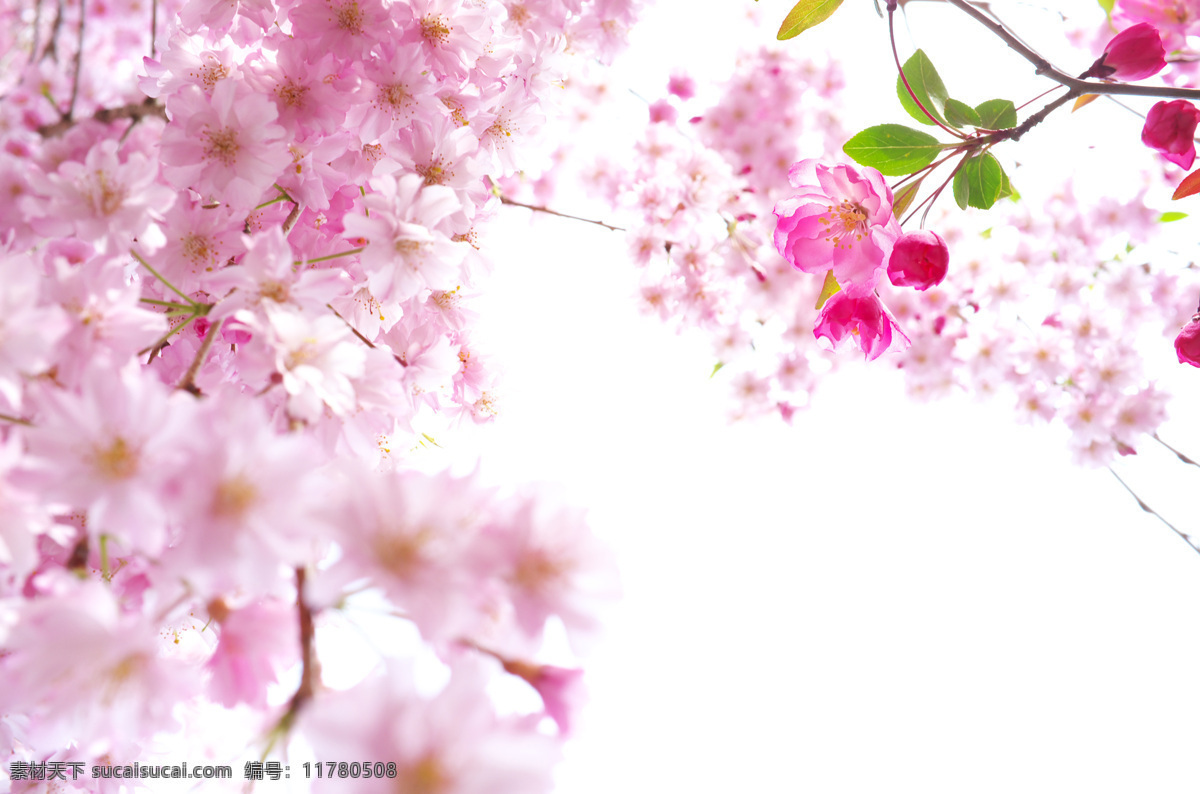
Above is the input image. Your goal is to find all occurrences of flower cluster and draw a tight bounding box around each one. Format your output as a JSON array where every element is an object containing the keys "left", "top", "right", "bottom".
[{"left": 1, "top": 0, "right": 642, "bottom": 785}]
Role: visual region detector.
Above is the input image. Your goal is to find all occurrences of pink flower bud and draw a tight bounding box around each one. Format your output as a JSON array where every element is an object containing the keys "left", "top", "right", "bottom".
[
  {"left": 1142, "top": 100, "right": 1200, "bottom": 169},
  {"left": 1175, "top": 313, "right": 1200, "bottom": 367},
  {"left": 887, "top": 230, "right": 949, "bottom": 291},
  {"left": 1085, "top": 23, "right": 1166, "bottom": 81}
]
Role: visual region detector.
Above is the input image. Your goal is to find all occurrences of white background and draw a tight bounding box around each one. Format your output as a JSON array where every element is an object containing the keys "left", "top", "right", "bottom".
[{"left": 465, "top": 0, "right": 1200, "bottom": 791}]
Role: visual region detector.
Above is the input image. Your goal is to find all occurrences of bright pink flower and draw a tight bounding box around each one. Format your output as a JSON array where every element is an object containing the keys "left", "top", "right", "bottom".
[
  {"left": 1175, "top": 313, "right": 1200, "bottom": 366},
  {"left": 1141, "top": 100, "right": 1200, "bottom": 169},
  {"left": 814, "top": 291, "right": 904, "bottom": 361},
  {"left": 887, "top": 230, "right": 949, "bottom": 290},
  {"left": 1084, "top": 23, "right": 1166, "bottom": 81},
  {"left": 773, "top": 159, "right": 901, "bottom": 294}
]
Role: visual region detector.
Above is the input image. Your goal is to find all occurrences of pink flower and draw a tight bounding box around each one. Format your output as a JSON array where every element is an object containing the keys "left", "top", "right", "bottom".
[
  {"left": 887, "top": 230, "right": 949, "bottom": 291},
  {"left": 1175, "top": 313, "right": 1200, "bottom": 366},
  {"left": 204, "top": 599, "right": 298, "bottom": 708},
  {"left": 814, "top": 291, "right": 904, "bottom": 361},
  {"left": 648, "top": 99, "right": 677, "bottom": 124},
  {"left": 1084, "top": 23, "right": 1166, "bottom": 81},
  {"left": 159, "top": 80, "right": 290, "bottom": 210},
  {"left": 1141, "top": 100, "right": 1200, "bottom": 169},
  {"left": 773, "top": 159, "right": 901, "bottom": 295},
  {"left": 667, "top": 72, "right": 695, "bottom": 100}
]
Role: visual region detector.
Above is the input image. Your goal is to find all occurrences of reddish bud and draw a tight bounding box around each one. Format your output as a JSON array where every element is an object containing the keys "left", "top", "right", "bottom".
[
  {"left": 1084, "top": 23, "right": 1166, "bottom": 81},
  {"left": 1175, "top": 313, "right": 1200, "bottom": 367},
  {"left": 1142, "top": 100, "right": 1200, "bottom": 169},
  {"left": 887, "top": 230, "right": 949, "bottom": 291}
]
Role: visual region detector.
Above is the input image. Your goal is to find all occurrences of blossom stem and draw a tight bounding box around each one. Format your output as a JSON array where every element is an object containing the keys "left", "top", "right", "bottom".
[
  {"left": 944, "top": 0, "right": 1200, "bottom": 100},
  {"left": 99, "top": 533, "right": 110, "bottom": 582},
  {"left": 498, "top": 195, "right": 626, "bottom": 232},
  {"left": 1108, "top": 467, "right": 1200, "bottom": 560},
  {"left": 140, "top": 298, "right": 195, "bottom": 309},
  {"left": 1015, "top": 84, "right": 1065, "bottom": 113},
  {"left": 131, "top": 248, "right": 198, "bottom": 306},
  {"left": 298, "top": 247, "right": 365, "bottom": 265},
  {"left": 0, "top": 412, "right": 32, "bottom": 426},
  {"left": 888, "top": 4, "right": 967, "bottom": 140},
  {"left": 177, "top": 317, "right": 221, "bottom": 395}
]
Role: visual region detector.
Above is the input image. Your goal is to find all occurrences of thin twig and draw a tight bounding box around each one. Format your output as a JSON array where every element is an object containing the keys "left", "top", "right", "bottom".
[
  {"left": 1152, "top": 432, "right": 1200, "bottom": 468},
  {"left": 149, "top": 0, "right": 158, "bottom": 57},
  {"left": 177, "top": 318, "right": 222, "bottom": 395},
  {"left": 327, "top": 304, "right": 376, "bottom": 349},
  {"left": 499, "top": 196, "right": 626, "bottom": 232},
  {"left": 1108, "top": 467, "right": 1200, "bottom": 560},
  {"left": 0, "top": 412, "right": 33, "bottom": 426},
  {"left": 65, "top": 0, "right": 85, "bottom": 121}
]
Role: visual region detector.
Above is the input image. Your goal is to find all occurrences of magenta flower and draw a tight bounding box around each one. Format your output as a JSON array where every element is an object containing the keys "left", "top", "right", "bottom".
[
  {"left": 773, "top": 159, "right": 901, "bottom": 295},
  {"left": 1175, "top": 313, "right": 1200, "bottom": 367},
  {"left": 1141, "top": 100, "right": 1200, "bottom": 169},
  {"left": 814, "top": 291, "right": 904, "bottom": 361},
  {"left": 887, "top": 230, "right": 949, "bottom": 291},
  {"left": 1083, "top": 23, "right": 1166, "bottom": 81}
]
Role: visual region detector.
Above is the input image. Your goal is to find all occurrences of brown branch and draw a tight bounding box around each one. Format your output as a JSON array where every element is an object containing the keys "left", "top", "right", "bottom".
[
  {"left": 177, "top": 317, "right": 222, "bottom": 396},
  {"left": 279, "top": 567, "right": 321, "bottom": 731},
  {"left": 944, "top": 0, "right": 1200, "bottom": 101},
  {"left": 499, "top": 195, "right": 626, "bottom": 232},
  {"left": 38, "top": 97, "right": 167, "bottom": 138},
  {"left": 65, "top": 0, "right": 85, "bottom": 121}
]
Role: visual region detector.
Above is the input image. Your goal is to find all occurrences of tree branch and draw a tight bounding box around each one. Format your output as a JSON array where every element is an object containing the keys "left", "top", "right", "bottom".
[
  {"left": 944, "top": 0, "right": 1200, "bottom": 100},
  {"left": 38, "top": 97, "right": 167, "bottom": 138}
]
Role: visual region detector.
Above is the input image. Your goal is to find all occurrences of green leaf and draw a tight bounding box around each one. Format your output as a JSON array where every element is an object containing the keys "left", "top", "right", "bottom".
[
  {"left": 892, "top": 177, "right": 923, "bottom": 220},
  {"left": 975, "top": 99, "right": 1017, "bottom": 130},
  {"left": 1097, "top": 0, "right": 1114, "bottom": 18},
  {"left": 815, "top": 271, "right": 841, "bottom": 310},
  {"left": 896, "top": 49, "right": 950, "bottom": 127},
  {"left": 842, "top": 124, "right": 944, "bottom": 176},
  {"left": 1160, "top": 211, "right": 1189, "bottom": 222},
  {"left": 944, "top": 98, "right": 981, "bottom": 128},
  {"left": 777, "top": 0, "right": 845, "bottom": 40},
  {"left": 710, "top": 361, "right": 725, "bottom": 378},
  {"left": 952, "top": 152, "right": 1006, "bottom": 210}
]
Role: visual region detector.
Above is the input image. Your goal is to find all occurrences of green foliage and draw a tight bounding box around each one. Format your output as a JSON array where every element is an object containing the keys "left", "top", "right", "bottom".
[
  {"left": 777, "top": 0, "right": 845, "bottom": 40},
  {"left": 896, "top": 50, "right": 950, "bottom": 127},
  {"left": 843, "top": 125, "right": 944, "bottom": 176},
  {"left": 975, "top": 99, "right": 1018, "bottom": 130},
  {"left": 944, "top": 98, "right": 982, "bottom": 128},
  {"left": 1160, "top": 211, "right": 1189, "bottom": 222},
  {"left": 892, "top": 178, "right": 923, "bottom": 220},
  {"left": 953, "top": 152, "right": 1007, "bottom": 210}
]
